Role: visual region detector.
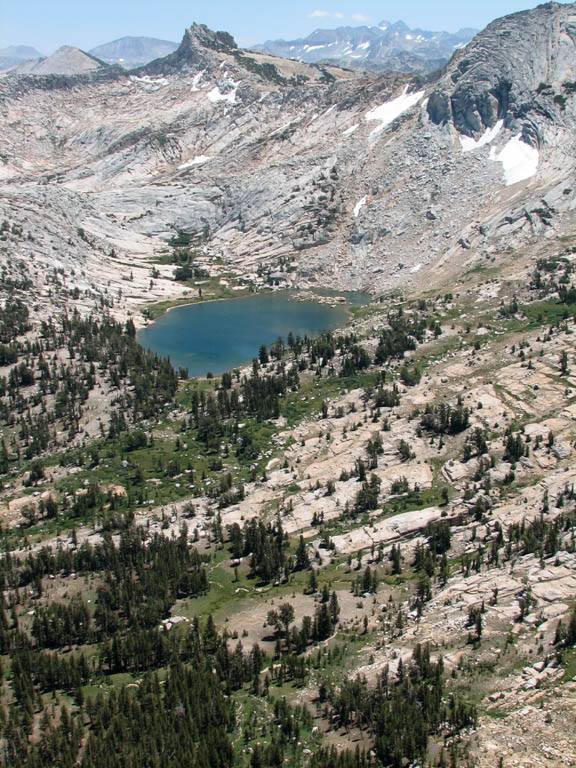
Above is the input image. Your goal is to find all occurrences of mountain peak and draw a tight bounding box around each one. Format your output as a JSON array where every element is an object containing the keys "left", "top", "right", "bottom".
[
  {"left": 387, "top": 20, "right": 410, "bottom": 33},
  {"left": 0, "top": 45, "right": 43, "bottom": 59},
  {"left": 89, "top": 36, "right": 178, "bottom": 69},
  {"left": 10, "top": 45, "right": 109, "bottom": 76},
  {"left": 0, "top": 45, "right": 44, "bottom": 72},
  {"left": 184, "top": 23, "right": 237, "bottom": 52},
  {"left": 141, "top": 23, "right": 237, "bottom": 74}
]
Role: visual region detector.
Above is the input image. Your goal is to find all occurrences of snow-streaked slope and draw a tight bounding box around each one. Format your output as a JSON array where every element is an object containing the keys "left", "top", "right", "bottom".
[
  {"left": 460, "top": 120, "right": 503, "bottom": 152},
  {"left": 490, "top": 135, "right": 539, "bottom": 185},
  {"left": 365, "top": 87, "right": 425, "bottom": 135}
]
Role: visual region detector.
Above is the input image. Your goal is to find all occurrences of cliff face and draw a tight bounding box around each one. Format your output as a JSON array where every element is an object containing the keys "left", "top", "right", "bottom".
[
  {"left": 1, "top": 6, "right": 576, "bottom": 316},
  {"left": 427, "top": 2, "right": 576, "bottom": 139}
]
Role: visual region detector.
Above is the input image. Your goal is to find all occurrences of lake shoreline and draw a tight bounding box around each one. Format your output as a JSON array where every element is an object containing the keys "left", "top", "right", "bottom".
[
  {"left": 138, "top": 289, "right": 370, "bottom": 378},
  {"left": 141, "top": 286, "right": 370, "bottom": 325}
]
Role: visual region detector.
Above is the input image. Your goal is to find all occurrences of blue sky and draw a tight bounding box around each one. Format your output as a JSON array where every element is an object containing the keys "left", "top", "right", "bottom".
[{"left": 1, "top": 0, "right": 548, "bottom": 54}]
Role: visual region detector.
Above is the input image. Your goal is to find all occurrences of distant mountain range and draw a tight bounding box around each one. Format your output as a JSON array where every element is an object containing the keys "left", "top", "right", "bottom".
[
  {"left": 88, "top": 37, "right": 178, "bottom": 69},
  {"left": 0, "top": 37, "right": 178, "bottom": 74},
  {"left": 253, "top": 20, "right": 478, "bottom": 72},
  {"left": 9, "top": 46, "right": 110, "bottom": 76},
  {"left": 0, "top": 21, "right": 477, "bottom": 75},
  {"left": 0, "top": 45, "right": 44, "bottom": 71}
]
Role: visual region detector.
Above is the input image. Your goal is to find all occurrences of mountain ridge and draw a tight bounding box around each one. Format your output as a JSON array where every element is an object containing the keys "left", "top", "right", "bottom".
[
  {"left": 0, "top": 5, "right": 575, "bottom": 304},
  {"left": 428, "top": 1, "right": 576, "bottom": 138},
  {"left": 9, "top": 45, "right": 112, "bottom": 76},
  {"left": 253, "top": 19, "right": 478, "bottom": 73}
]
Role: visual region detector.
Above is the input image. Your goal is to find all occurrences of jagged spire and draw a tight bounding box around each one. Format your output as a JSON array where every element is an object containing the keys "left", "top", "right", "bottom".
[{"left": 141, "top": 22, "right": 237, "bottom": 75}]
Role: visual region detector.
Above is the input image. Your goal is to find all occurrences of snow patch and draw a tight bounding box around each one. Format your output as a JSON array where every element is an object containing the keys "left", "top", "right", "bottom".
[
  {"left": 460, "top": 120, "right": 503, "bottom": 152},
  {"left": 304, "top": 44, "right": 327, "bottom": 52},
  {"left": 208, "top": 86, "right": 238, "bottom": 105},
  {"left": 489, "top": 135, "right": 539, "bottom": 185},
  {"left": 130, "top": 75, "right": 169, "bottom": 88},
  {"left": 365, "top": 87, "right": 425, "bottom": 136},
  {"left": 343, "top": 123, "right": 359, "bottom": 136},
  {"left": 190, "top": 71, "right": 204, "bottom": 92},
  {"left": 357, "top": 41, "right": 371, "bottom": 50},
  {"left": 272, "top": 120, "right": 292, "bottom": 134},
  {"left": 410, "top": 263, "right": 422, "bottom": 274},
  {"left": 353, "top": 196, "right": 367, "bottom": 218},
  {"left": 178, "top": 155, "right": 212, "bottom": 170}
]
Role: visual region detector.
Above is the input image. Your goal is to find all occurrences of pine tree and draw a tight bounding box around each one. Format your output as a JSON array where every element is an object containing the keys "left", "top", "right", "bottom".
[
  {"left": 306, "top": 568, "right": 318, "bottom": 594},
  {"left": 329, "top": 591, "right": 340, "bottom": 625},
  {"left": 390, "top": 544, "right": 402, "bottom": 575},
  {"left": 295, "top": 535, "right": 310, "bottom": 571}
]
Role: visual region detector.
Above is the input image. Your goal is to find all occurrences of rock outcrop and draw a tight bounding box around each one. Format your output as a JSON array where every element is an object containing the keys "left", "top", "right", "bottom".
[
  {"left": 427, "top": 2, "right": 576, "bottom": 139},
  {"left": 141, "top": 24, "right": 238, "bottom": 75}
]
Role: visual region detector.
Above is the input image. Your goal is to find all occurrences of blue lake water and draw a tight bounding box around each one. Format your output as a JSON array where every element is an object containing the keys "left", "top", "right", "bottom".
[{"left": 138, "top": 291, "right": 368, "bottom": 378}]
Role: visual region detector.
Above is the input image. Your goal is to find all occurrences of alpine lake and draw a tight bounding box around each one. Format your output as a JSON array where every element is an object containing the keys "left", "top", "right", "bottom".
[{"left": 138, "top": 290, "right": 370, "bottom": 378}]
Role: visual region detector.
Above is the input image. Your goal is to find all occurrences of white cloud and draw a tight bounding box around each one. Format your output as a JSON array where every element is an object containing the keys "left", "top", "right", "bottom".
[
  {"left": 309, "top": 10, "right": 344, "bottom": 19},
  {"left": 351, "top": 14, "right": 369, "bottom": 22}
]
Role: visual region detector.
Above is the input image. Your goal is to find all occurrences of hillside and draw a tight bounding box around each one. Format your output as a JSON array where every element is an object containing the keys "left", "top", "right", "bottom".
[
  {"left": 0, "top": 5, "right": 576, "bottom": 767},
  {"left": 0, "top": 7, "right": 574, "bottom": 316}
]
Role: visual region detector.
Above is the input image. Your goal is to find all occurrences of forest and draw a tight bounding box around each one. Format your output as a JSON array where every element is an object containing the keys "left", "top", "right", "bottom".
[{"left": 0, "top": 280, "right": 566, "bottom": 767}]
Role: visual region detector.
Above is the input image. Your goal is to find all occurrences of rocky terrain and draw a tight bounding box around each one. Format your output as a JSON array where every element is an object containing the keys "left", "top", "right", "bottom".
[
  {"left": 0, "top": 6, "right": 575, "bottom": 326},
  {"left": 1, "top": 211, "right": 576, "bottom": 765},
  {"left": 0, "top": 4, "right": 576, "bottom": 766}
]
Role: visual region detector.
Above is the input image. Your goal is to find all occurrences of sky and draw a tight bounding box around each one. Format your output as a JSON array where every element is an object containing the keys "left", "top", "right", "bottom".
[{"left": 0, "top": 0, "right": 550, "bottom": 54}]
